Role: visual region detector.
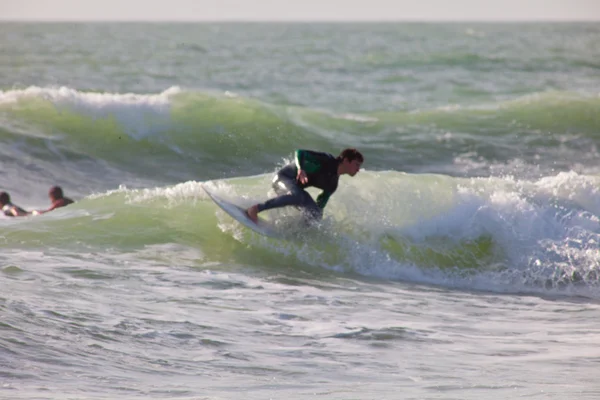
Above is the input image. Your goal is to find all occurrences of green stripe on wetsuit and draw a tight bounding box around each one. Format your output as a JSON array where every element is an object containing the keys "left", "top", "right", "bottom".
[
  {"left": 295, "top": 149, "right": 333, "bottom": 209},
  {"left": 295, "top": 150, "right": 322, "bottom": 174}
]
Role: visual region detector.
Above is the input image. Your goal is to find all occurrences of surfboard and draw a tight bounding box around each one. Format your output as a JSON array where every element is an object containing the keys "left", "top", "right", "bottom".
[{"left": 202, "top": 184, "right": 280, "bottom": 239}]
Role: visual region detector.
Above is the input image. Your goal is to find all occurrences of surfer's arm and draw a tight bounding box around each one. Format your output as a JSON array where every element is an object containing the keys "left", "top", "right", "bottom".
[
  {"left": 33, "top": 198, "right": 75, "bottom": 215},
  {"left": 295, "top": 150, "right": 325, "bottom": 174},
  {"left": 295, "top": 149, "right": 329, "bottom": 184},
  {"left": 315, "top": 191, "right": 332, "bottom": 209},
  {"left": 31, "top": 205, "right": 57, "bottom": 215}
]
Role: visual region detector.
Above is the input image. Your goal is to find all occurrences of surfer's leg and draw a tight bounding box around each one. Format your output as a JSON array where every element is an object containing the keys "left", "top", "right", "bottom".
[
  {"left": 257, "top": 176, "right": 308, "bottom": 212},
  {"left": 247, "top": 175, "right": 319, "bottom": 223},
  {"left": 265, "top": 178, "right": 322, "bottom": 222},
  {"left": 258, "top": 190, "right": 304, "bottom": 211},
  {"left": 300, "top": 200, "right": 323, "bottom": 222},
  {"left": 271, "top": 175, "right": 298, "bottom": 196}
]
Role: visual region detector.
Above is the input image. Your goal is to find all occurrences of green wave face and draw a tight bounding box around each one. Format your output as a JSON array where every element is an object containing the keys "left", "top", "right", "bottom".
[{"left": 2, "top": 172, "right": 598, "bottom": 289}]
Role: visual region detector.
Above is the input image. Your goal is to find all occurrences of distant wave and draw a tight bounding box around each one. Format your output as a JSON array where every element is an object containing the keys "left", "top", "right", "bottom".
[{"left": 1, "top": 86, "right": 599, "bottom": 183}]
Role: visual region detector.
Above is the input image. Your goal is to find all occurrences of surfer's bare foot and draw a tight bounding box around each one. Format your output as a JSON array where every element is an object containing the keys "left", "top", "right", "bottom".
[{"left": 246, "top": 205, "right": 259, "bottom": 223}]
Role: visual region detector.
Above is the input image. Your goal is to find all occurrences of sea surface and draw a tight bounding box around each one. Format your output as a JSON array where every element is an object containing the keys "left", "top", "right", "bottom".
[{"left": 1, "top": 22, "right": 600, "bottom": 399}]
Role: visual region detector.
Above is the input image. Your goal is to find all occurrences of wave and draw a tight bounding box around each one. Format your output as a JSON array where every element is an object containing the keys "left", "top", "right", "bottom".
[
  {"left": 1, "top": 170, "right": 598, "bottom": 298},
  {"left": 1, "top": 87, "right": 599, "bottom": 185}
]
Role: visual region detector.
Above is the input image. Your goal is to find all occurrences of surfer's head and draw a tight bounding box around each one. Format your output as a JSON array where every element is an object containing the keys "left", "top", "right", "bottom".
[
  {"left": 338, "top": 148, "right": 363, "bottom": 163},
  {"left": 0, "top": 191, "right": 10, "bottom": 205},
  {"left": 49, "top": 186, "right": 64, "bottom": 201},
  {"left": 338, "top": 148, "right": 363, "bottom": 176}
]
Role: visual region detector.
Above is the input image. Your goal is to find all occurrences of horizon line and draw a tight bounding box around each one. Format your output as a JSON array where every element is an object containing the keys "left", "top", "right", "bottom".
[{"left": 1, "top": 18, "right": 599, "bottom": 23}]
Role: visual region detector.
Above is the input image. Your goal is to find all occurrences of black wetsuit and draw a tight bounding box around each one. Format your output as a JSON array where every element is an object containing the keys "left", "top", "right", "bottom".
[
  {"left": 257, "top": 150, "right": 340, "bottom": 220},
  {"left": 2, "top": 203, "right": 28, "bottom": 217}
]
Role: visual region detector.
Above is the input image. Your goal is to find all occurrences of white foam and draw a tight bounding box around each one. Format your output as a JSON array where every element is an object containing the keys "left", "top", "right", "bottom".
[
  {"left": 327, "top": 171, "right": 600, "bottom": 291},
  {"left": 0, "top": 85, "right": 181, "bottom": 140},
  {"left": 124, "top": 180, "right": 206, "bottom": 205},
  {"left": 115, "top": 172, "right": 600, "bottom": 296}
]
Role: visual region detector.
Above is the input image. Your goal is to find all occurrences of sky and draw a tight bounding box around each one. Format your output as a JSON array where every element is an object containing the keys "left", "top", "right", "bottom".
[{"left": 1, "top": 0, "right": 600, "bottom": 21}]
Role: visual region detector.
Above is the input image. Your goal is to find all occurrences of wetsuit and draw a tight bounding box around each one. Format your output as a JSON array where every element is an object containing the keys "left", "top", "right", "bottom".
[
  {"left": 2, "top": 203, "right": 28, "bottom": 217},
  {"left": 257, "top": 150, "right": 340, "bottom": 220}
]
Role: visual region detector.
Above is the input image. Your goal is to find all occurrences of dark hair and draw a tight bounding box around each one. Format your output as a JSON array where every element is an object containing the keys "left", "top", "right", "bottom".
[
  {"left": 337, "top": 148, "right": 364, "bottom": 163},
  {"left": 49, "top": 186, "right": 64, "bottom": 199},
  {"left": 0, "top": 191, "right": 9, "bottom": 204}
]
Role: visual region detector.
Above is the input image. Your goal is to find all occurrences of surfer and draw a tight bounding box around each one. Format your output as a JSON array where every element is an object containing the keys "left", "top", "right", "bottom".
[
  {"left": 246, "top": 148, "right": 363, "bottom": 223},
  {"left": 0, "top": 191, "right": 30, "bottom": 217},
  {"left": 32, "top": 186, "right": 74, "bottom": 215}
]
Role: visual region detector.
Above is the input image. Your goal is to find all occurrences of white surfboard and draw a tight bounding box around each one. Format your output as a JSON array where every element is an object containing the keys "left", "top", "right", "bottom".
[{"left": 202, "top": 185, "right": 280, "bottom": 239}]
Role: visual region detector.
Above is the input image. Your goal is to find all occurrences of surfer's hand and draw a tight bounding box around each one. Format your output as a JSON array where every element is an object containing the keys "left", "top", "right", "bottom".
[{"left": 297, "top": 170, "right": 308, "bottom": 185}]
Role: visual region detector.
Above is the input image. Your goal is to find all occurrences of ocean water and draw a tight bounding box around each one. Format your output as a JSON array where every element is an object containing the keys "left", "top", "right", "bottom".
[{"left": 1, "top": 22, "right": 600, "bottom": 399}]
